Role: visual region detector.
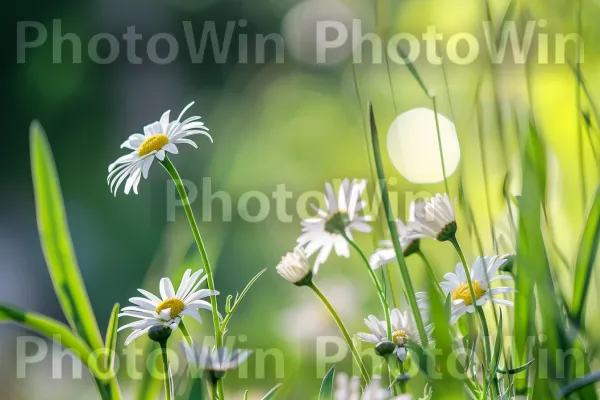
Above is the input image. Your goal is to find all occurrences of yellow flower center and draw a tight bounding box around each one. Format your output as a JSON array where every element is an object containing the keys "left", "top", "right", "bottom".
[
  {"left": 138, "top": 134, "right": 169, "bottom": 156},
  {"left": 452, "top": 280, "right": 487, "bottom": 306},
  {"left": 392, "top": 330, "right": 408, "bottom": 345},
  {"left": 155, "top": 298, "right": 185, "bottom": 320}
]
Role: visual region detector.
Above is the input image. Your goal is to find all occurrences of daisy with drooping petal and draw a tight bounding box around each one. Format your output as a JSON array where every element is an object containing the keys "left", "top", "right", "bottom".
[
  {"left": 181, "top": 344, "right": 252, "bottom": 381},
  {"left": 369, "top": 219, "right": 420, "bottom": 269},
  {"left": 107, "top": 101, "right": 212, "bottom": 195},
  {"left": 118, "top": 269, "right": 218, "bottom": 345},
  {"left": 440, "top": 256, "right": 514, "bottom": 324},
  {"left": 358, "top": 308, "right": 433, "bottom": 362},
  {"left": 276, "top": 247, "right": 313, "bottom": 286},
  {"left": 297, "top": 178, "right": 372, "bottom": 272},
  {"left": 406, "top": 193, "right": 456, "bottom": 242}
]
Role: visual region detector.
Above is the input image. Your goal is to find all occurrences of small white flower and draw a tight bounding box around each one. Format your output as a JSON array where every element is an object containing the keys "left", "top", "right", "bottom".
[
  {"left": 276, "top": 247, "right": 313, "bottom": 285},
  {"left": 440, "top": 256, "right": 514, "bottom": 324},
  {"left": 108, "top": 101, "right": 211, "bottom": 195},
  {"left": 358, "top": 309, "right": 433, "bottom": 361},
  {"left": 406, "top": 194, "right": 456, "bottom": 241},
  {"left": 369, "top": 219, "right": 420, "bottom": 269},
  {"left": 297, "top": 178, "right": 372, "bottom": 272},
  {"left": 182, "top": 344, "right": 252, "bottom": 378},
  {"left": 118, "top": 269, "right": 218, "bottom": 345},
  {"left": 334, "top": 373, "right": 392, "bottom": 400}
]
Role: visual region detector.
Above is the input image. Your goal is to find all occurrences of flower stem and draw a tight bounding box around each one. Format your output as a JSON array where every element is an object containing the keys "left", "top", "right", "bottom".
[
  {"left": 179, "top": 321, "right": 193, "bottom": 346},
  {"left": 308, "top": 283, "right": 371, "bottom": 382},
  {"left": 342, "top": 232, "right": 392, "bottom": 341},
  {"left": 160, "top": 157, "right": 225, "bottom": 399},
  {"left": 159, "top": 341, "right": 174, "bottom": 400}
]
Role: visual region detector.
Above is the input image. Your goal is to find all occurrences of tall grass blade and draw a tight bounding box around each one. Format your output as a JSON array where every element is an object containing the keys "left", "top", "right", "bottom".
[
  {"left": 0, "top": 303, "right": 107, "bottom": 380},
  {"left": 104, "top": 303, "right": 120, "bottom": 372},
  {"left": 571, "top": 185, "right": 600, "bottom": 325},
  {"left": 29, "top": 121, "right": 104, "bottom": 351}
]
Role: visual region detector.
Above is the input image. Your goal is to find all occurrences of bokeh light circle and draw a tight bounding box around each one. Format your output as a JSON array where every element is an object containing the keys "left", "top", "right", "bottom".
[{"left": 386, "top": 108, "right": 461, "bottom": 184}]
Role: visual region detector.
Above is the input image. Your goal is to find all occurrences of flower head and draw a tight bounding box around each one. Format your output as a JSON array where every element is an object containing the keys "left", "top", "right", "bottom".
[
  {"left": 297, "top": 179, "right": 372, "bottom": 272},
  {"left": 182, "top": 344, "right": 252, "bottom": 381},
  {"left": 118, "top": 269, "right": 218, "bottom": 345},
  {"left": 369, "top": 219, "right": 420, "bottom": 269},
  {"left": 108, "top": 102, "right": 211, "bottom": 195},
  {"left": 358, "top": 308, "right": 433, "bottom": 361},
  {"left": 276, "top": 247, "right": 313, "bottom": 286},
  {"left": 406, "top": 194, "right": 456, "bottom": 242},
  {"left": 440, "top": 256, "right": 514, "bottom": 324}
]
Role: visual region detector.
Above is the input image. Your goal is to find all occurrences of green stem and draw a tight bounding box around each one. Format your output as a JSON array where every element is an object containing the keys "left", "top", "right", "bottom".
[
  {"left": 431, "top": 94, "right": 450, "bottom": 197},
  {"left": 342, "top": 232, "right": 392, "bottom": 341},
  {"left": 416, "top": 250, "right": 444, "bottom": 298},
  {"left": 179, "top": 321, "right": 193, "bottom": 346},
  {"left": 160, "top": 341, "right": 174, "bottom": 400},
  {"left": 160, "top": 157, "right": 225, "bottom": 400},
  {"left": 211, "top": 381, "right": 219, "bottom": 400},
  {"left": 308, "top": 283, "right": 371, "bottom": 382},
  {"left": 368, "top": 105, "right": 429, "bottom": 347}
]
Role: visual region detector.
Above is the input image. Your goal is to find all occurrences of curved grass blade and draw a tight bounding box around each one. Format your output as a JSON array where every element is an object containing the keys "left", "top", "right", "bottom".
[
  {"left": 261, "top": 383, "right": 281, "bottom": 400},
  {"left": 29, "top": 121, "right": 104, "bottom": 352},
  {"left": 484, "top": 310, "right": 503, "bottom": 398},
  {"left": 571, "top": 185, "right": 600, "bottom": 325},
  {"left": 555, "top": 371, "right": 600, "bottom": 399},
  {"left": 0, "top": 303, "right": 107, "bottom": 381},
  {"left": 319, "top": 366, "right": 335, "bottom": 400},
  {"left": 221, "top": 268, "right": 266, "bottom": 332},
  {"left": 497, "top": 359, "right": 535, "bottom": 375},
  {"left": 104, "top": 303, "right": 120, "bottom": 371}
]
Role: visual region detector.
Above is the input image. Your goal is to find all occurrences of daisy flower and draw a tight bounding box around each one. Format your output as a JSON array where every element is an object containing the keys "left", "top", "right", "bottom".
[
  {"left": 358, "top": 308, "right": 433, "bottom": 361},
  {"left": 181, "top": 344, "right": 252, "bottom": 381},
  {"left": 440, "top": 256, "right": 514, "bottom": 324},
  {"left": 107, "top": 101, "right": 211, "bottom": 195},
  {"left": 276, "top": 247, "right": 313, "bottom": 286},
  {"left": 369, "top": 219, "right": 420, "bottom": 269},
  {"left": 297, "top": 178, "right": 372, "bottom": 272},
  {"left": 118, "top": 269, "right": 218, "bottom": 345},
  {"left": 334, "top": 373, "right": 392, "bottom": 400},
  {"left": 406, "top": 194, "right": 456, "bottom": 242}
]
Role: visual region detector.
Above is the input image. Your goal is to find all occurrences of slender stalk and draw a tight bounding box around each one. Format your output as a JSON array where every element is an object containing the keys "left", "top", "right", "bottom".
[
  {"left": 179, "top": 321, "right": 193, "bottom": 346},
  {"left": 211, "top": 382, "right": 219, "bottom": 400},
  {"left": 369, "top": 105, "right": 429, "bottom": 347},
  {"left": 309, "top": 283, "right": 371, "bottom": 382},
  {"left": 576, "top": 0, "right": 586, "bottom": 209},
  {"left": 160, "top": 157, "right": 225, "bottom": 399},
  {"left": 431, "top": 95, "right": 450, "bottom": 197},
  {"left": 416, "top": 250, "right": 444, "bottom": 297},
  {"left": 160, "top": 341, "right": 174, "bottom": 400},
  {"left": 342, "top": 232, "right": 392, "bottom": 341}
]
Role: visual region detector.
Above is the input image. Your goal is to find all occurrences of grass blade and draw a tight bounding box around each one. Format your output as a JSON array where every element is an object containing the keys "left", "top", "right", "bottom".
[
  {"left": 556, "top": 371, "right": 600, "bottom": 399},
  {"left": 29, "top": 121, "right": 104, "bottom": 351},
  {"left": 318, "top": 366, "right": 335, "bottom": 400},
  {"left": 0, "top": 303, "right": 107, "bottom": 381},
  {"left": 497, "top": 359, "right": 535, "bottom": 375},
  {"left": 261, "top": 383, "right": 281, "bottom": 400},
  {"left": 104, "top": 303, "right": 120, "bottom": 372},
  {"left": 571, "top": 185, "right": 600, "bottom": 325}
]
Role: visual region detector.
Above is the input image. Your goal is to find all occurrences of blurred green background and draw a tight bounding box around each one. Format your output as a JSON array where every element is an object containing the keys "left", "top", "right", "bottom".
[{"left": 3, "top": 0, "right": 600, "bottom": 398}]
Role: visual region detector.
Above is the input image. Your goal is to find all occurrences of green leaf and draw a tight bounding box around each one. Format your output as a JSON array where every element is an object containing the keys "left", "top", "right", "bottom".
[
  {"left": 104, "top": 303, "right": 120, "bottom": 372},
  {"left": 30, "top": 121, "right": 104, "bottom": 351},
  {"left": 221, "top": 269, "right": 266, "bottom": 332},
  {"left": 571, "top": 185, "right": 600, "bottom": 324},
  {"left": 484, "top": 310, "right": 503, "bottom": 398},
  {"left": 243, "top": 390, "right": 249, "bottom": 400},
  {"left": 318, "top": 366, "right": 335, "bottom": 400},
  {"left": 0, "top": 303, "right": 107, "bottom": 381},
  {"left": 555, "top": 371, "right": 600, "bottom": 399},
  {"left": 261, "top": 383, "right": 281, "bottom": 400}
]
